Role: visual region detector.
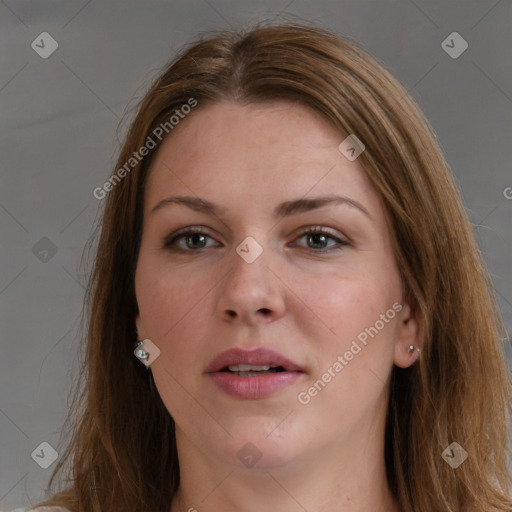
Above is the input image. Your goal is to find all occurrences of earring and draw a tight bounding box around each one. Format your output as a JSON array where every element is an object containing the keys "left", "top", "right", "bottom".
[
  {"left": 408, "top": 345, "right": 421, "bottom": 354},
  {"left": 134, "top": 340, "right": 150, "bottom": 367}
]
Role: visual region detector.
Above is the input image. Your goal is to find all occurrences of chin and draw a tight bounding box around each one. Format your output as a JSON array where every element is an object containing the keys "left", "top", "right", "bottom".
[{"left": 215, "top": 422, "right": 309, "bottom": 471}]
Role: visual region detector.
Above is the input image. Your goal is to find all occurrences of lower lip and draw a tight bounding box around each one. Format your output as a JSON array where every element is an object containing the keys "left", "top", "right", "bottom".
[{"left": 208, "top": 371, "right": 303, "bottom": 399}]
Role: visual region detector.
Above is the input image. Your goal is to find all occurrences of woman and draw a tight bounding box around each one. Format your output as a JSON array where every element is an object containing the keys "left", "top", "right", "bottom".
[{"left": 22, "top": 21, "right": 511, "bottom": 512}]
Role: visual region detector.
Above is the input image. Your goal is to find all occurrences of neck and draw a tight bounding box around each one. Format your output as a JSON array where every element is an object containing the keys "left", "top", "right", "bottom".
[{"left": 170, "top": 427, "right": 401, "bottom": 512}]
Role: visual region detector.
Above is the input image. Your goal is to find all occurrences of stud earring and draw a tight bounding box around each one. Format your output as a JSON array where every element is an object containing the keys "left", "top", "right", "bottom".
[
  {"left": 134, "top": 340, "right": 150, "bottom": 367},
  {"left": 408, "top": 345, "right": 421, "bottom": 354}
]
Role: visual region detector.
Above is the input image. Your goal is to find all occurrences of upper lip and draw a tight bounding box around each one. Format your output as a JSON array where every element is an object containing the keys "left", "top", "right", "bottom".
[{"left": 205, "top": 347, "right": 303, "bottom": 373}]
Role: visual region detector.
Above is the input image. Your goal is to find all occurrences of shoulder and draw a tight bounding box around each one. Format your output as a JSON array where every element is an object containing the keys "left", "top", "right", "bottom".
[{"left": 11, "top": 507, "right": 71, "bottom": 512}]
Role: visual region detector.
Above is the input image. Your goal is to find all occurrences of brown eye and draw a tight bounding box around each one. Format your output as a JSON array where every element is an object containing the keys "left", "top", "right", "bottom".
[
  {"left": 293, "top": 227, "right": 349, "bottom": 252},
  {"left": 164, "top": 228, "right": 219, "bottom": 251}
]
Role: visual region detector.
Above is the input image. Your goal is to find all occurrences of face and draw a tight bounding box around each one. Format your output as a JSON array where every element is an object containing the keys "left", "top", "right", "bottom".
[{"left": 135, "top": 100, "right": 420, "bottom": 471}]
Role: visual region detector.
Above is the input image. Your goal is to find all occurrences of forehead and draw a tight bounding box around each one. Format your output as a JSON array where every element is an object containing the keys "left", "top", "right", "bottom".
[{"left": 144, "top": 100, "right": 381, "bottom": 220}]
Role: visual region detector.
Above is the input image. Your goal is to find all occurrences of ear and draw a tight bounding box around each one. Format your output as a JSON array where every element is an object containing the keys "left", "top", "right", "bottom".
[
  {"left": 135, "top": 312, "right": 147, "bottom": 340},
  {"left": 393, "top": 301, "right": 423, "bottom": 368}
]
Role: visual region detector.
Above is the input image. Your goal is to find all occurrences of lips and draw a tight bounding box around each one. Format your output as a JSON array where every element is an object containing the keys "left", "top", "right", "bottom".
[
  {"left": 205, "top": 347, "right": 303, "bottom": 373},
  {"left": 205, "top": 347, "right": 305, "bottom": 400}
]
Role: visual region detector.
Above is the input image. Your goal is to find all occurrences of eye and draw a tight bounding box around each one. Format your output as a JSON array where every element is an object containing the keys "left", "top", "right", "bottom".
[
  {"left": 292, "top": 226, "right": 349, "bottom": 252},
  {"left": 164, "top": 227, "right": 219, "bottom": 251},
  {"left": 164, "top": 226, "right": 349, "bottom": 253}
]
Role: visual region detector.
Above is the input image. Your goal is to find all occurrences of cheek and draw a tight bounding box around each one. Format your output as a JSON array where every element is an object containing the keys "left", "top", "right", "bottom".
[
  {"left": 135, "top": 259, "right": 225, "bottom": 431},
  {"left": 296, "top": 275, "right": 400, "bottom": 415},
  {"left": 135, "top": 257, "right": 214, "bottom": 350},
  {"left": 292, "top": 268, "right": 400, "bottom": 349}
]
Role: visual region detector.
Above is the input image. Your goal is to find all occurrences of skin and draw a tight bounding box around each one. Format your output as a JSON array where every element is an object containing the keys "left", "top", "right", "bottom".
[{"left": 135, "top": 100, "right": 421, "bottom": 512}]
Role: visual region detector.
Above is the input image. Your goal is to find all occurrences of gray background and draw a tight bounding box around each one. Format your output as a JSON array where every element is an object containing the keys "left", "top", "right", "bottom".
[{"left": 1, "top": 0, "right": 511, "bottom": 509}]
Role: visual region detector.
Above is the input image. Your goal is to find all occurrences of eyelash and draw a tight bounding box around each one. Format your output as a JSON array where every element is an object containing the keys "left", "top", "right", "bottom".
[{"left": 163, "top": 226, "right": 350, "bottom": 253}]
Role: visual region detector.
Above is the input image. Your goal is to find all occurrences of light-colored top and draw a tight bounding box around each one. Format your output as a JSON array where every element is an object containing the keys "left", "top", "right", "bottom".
[{"left": 9, "top": 507, "right": 71, "bottom": 512}]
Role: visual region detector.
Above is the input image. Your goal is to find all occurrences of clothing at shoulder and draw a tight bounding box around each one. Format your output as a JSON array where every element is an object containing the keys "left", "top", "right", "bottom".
[{"left": 10, "top": 507, "right": 71, "bottom": 512}]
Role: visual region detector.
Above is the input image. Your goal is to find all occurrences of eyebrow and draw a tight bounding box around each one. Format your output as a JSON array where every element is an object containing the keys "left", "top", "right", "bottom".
[{"left": 150, "top": 194, "right": 371, "bottom": 220}]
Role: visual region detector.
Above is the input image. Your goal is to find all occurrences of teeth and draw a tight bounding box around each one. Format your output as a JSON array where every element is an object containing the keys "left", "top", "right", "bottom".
[{"left": 228, "top": 364, "right": 274, "bottom": 371}]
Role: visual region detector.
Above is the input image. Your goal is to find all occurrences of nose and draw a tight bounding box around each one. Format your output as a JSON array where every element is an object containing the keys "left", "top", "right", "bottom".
[{"left": 216, "top": 238, "right": 286, "bottom": 326}]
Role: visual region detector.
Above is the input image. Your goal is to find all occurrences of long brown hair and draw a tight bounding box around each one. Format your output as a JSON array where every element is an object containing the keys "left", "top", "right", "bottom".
[{"left": 32, "top": 21, "right": 512, "bottom": 512}]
